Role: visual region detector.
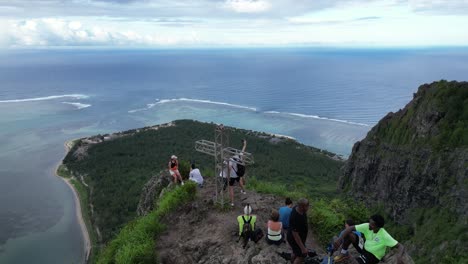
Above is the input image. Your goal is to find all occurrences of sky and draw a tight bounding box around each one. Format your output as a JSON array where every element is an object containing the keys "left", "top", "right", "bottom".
[{"left": 0, "top": 0, "right": 468, "bottom": 48}]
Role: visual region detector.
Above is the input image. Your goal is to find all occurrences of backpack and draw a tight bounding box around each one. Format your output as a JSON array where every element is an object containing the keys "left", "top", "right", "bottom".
[
  {"left": 320, "top": 256, "right": 334, "bottom": 264},
  {"left": 241, "top": 216, "right": 253, "bottom": 248},
  {"left": 235, "top": 162, "right": 245, "bottom": 177},
  {"left": 251, "top": 228, "right": 264, "bottom": 243}
]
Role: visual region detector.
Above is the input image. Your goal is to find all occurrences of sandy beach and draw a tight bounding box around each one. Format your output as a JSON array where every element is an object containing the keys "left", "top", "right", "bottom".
[{"left": 55, "top": 139, "right": 91, "bottom": 263}]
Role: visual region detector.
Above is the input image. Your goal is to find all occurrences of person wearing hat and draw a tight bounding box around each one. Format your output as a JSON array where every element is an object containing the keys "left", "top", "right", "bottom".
[
  {"left": 237, "top": 204, "right": 257, "bottom": 247},
  {"left": 168, "top": 155, "right": 183, "bottom": 185}
]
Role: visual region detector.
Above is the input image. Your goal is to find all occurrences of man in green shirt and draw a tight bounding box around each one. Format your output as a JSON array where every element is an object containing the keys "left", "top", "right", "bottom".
[{"left": 333, "top": 214, "right": 405, "bottom": 264}]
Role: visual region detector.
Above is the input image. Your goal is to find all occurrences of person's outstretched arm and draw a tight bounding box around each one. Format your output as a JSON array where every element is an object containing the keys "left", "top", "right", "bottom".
[{"left": 241, "top": 139, "right": 247, "bottom": 153}]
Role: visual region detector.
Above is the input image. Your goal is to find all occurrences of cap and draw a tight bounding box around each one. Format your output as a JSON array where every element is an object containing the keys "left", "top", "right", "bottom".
[
  {"left": 244, "top": 204, "right": 252, "bottom": 215},
  {"left": 171, "top": 155, "right": 177, "bottom": 159}
]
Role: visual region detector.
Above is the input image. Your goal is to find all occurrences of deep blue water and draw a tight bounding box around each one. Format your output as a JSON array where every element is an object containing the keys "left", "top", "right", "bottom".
[{"left": 0, "top": 48, "right": 467, "bottom": 263}]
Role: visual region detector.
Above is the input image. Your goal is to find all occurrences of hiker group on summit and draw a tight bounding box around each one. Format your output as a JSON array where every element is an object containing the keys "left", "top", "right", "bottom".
[
  {"left": 236, "top": 198, "right": 405, "bottom": 264},
  {"left": 167, "top": 138, "right": 406, "bottom": 264}
]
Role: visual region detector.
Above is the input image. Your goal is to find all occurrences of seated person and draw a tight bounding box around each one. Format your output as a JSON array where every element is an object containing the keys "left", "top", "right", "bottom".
[
  {"left": 188, "top": 163, "right": 203, "bottom": 187},
  {"left": 168, "top": 155, "right": 183, "bottom": 185},
  {"left": 266, "top": 209, "right": 283, "bottom": 245},
  {"left": 279, "top": 197, "right": 293, "bottom": 232},
  {"left": 333, "top": 214, "right": 405, "bottom": 264},
  {"left": 237, "top": 204, "right": 257, "bottom": 248}
]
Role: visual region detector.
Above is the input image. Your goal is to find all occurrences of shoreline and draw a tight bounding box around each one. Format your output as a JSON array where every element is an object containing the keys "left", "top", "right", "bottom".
[{"left": 55, "top": 139, "right": 91, "bottom": 263}]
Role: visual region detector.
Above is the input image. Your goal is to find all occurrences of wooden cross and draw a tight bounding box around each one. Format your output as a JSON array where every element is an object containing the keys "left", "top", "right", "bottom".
[{"left": 195, "top": 124, "right": 254, "bottom": 205}]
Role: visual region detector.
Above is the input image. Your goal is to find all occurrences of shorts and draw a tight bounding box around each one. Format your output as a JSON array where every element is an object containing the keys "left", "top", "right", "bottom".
[
  {"left": 355, "top": 248, "right": 379, "bottom": 264},
  {"left": 169, "top": 169, "right": 179, "bottom": 176},
  {"left": 228, "top": 177, "right": 240, "bottom": 186}
]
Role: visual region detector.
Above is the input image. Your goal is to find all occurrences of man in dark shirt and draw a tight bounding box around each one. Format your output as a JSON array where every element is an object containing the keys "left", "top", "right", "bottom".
[{"left": 287, "top": 198, "right": 310, "bottom": 264}]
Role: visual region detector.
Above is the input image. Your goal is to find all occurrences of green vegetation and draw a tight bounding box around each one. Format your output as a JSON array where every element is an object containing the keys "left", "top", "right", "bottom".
[
  {"left": 384, "top": 207, "right": 467, "bottom": 264},
  {"left": 247, "top": 176, "right": 306, "bottom": 200},
  {"left": 310, "top": 199, "right": 370, "bottom": 245},
  {"left": 97, "top": 182, "right": 197, "bottom": 264},
  {"left": 376, "top": 80, "right": 468, "bottom": 148},
  {"left": 57, "top": 164, "right": 72, "bottom": 178},
  {"left": 62, "top": 120, "right": 343, "bottom": 244}
]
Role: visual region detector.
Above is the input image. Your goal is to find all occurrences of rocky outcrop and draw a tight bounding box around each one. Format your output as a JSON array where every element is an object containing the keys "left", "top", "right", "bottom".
[
  {"left": 136, "top": 170, "right": 172, "bottom": 216},
  {"left": 339, "top": 81, "right": 468, "bottom": 222},
  {"left": 155, "top": 176, "right": 414, "bottom": 264}
]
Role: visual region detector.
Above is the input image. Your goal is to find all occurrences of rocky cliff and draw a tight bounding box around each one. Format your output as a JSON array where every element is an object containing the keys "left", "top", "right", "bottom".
[
  {"left": 339, "top": 80, "right": 467, "bottom": 261},
  {"left": 340, "top": 81, "right": 467, "bottom": 221},
  {"left": 137, "top": 170, "right": 172, "bottom": 216}
]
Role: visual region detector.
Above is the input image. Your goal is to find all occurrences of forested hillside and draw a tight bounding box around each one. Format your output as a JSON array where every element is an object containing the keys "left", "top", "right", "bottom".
[{"left": 62, "top": 120, "right": 343, "bottom": 244}]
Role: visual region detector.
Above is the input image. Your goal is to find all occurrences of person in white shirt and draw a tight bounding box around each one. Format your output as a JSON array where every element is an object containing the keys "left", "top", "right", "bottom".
[
  {"left": 189, "top": 163, "right": 204, "bottom": 187},
  {"left": 219, "top": 158, "right": 239, "bottom": 207}
]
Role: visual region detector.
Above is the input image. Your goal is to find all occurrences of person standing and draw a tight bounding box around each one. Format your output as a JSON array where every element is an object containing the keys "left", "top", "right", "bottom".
[
  {"left": 237, "top": 139, "right": 247, "bottom": 194},
  {"left": 287, "top": 198, "right": 310, "bottom": 264},
  {"left": 188, "top": 163, "right": 203, "bottom": 187},
  {"left": 168, "top": 155, "right": 183, "bottom": 185},
  {"left": 220, "top": 157, "right": 239, "bottom": 207}
]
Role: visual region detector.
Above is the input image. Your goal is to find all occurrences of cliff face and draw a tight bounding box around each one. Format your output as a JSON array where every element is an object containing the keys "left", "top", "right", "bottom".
[
  {"left": 137, "top": 170, "right": 172, "bottom": 216},
  {"left": 339, "top": 81, "right": 467, "bottom": 222}
]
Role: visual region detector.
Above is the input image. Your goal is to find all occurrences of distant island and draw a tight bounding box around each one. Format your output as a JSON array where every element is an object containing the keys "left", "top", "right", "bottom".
[{"left": 57, "top": 80, "right": 467, "bottom": 264}]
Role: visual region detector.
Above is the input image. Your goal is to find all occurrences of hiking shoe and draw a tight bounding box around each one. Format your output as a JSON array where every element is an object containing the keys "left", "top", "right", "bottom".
[
  {"left": 230, "top": 203, "right": 235, "bottom": 207},
  {"left": 334, "top": 253, "right": 350, "bottom": 262},
  {"left": 241, "top": 190, "right": 246, "bottom": 194},
  {"left": 181, "top": 181, "right": 184, "bottom": 186}
]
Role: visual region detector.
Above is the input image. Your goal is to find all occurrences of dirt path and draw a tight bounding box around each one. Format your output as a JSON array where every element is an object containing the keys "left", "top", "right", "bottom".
[{"left": 156, "top": 176, "right": 324, "bottom": 264}]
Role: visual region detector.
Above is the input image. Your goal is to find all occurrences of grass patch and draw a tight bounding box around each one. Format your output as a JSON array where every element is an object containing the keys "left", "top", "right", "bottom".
[
  {"left": 404, "top": 207, "right": 466, "bottom": 264},
  {"left": 57, "top": 164, "right": 72, "bottom": 178},
  {"left": 247, "top": 176, "right": 306, "bottom": 200},
  {"left": 310, "top": 198, "right": 370, "bottom": 245},
  {"left": 96, "top": 182, "right": 197, "bottom": 264}
]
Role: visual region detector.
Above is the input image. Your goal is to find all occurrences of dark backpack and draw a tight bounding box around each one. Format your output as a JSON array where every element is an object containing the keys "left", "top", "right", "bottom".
[
  {"left": 235, "top": 162, "right": 245, "bottom": 177},
  {"left": 241, "top": 216, "right": 253, "bottom": 248},
  {"left": 251, "top": 227, "right": 264, "bottom": 243}
]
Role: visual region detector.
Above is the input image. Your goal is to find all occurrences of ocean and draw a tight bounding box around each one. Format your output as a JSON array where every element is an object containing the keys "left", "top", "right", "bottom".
[{"left": 0, "top": 48, "right": 467, "bottom": 263}]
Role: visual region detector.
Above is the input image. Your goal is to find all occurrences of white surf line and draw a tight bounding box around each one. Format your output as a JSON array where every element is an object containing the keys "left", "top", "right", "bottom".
[
  {"left": 264, "top": 111, "right": 370, "bottom": 127},
  {"left": 62, "top": 102, "right": 92, "bottom": 109},
  {"left": 128, "top": 98, "right": 257, "bottom": 113},
  {"left": 0, "top": 94, "right": 89, "bottom": 103}
]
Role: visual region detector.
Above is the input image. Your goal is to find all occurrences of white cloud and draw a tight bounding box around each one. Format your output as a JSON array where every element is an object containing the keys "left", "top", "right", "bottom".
[
  {"left": 1, "top": 1, "right": 468, "bottom": 48},
  {"left": 68, "top": 21, "right": 82, "bottom": 30},
  {"left": 223, "top": 0, "right": 272, "bottom": 13}
]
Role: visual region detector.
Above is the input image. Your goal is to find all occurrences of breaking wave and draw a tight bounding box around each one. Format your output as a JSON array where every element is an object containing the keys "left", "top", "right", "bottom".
[
  {"left": 128, "top": 98, "right": 370, "bottom": 127},
  {"left": 0, "top": 94, "right": 89, "bottom": 103},
  {"left": 62, "top": 102, "right": 92, "bottom": 109}
]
